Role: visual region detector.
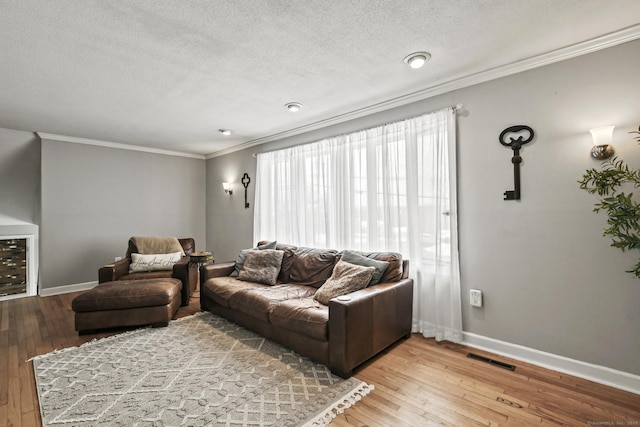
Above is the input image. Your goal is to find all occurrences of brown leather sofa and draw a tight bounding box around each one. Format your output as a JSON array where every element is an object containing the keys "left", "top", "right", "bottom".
[
  {"left": 200, "top": 243, "right": 413, "bottom": 378},
  {"left": 98, "top": 237, "right": 198, "bottom": 306}
]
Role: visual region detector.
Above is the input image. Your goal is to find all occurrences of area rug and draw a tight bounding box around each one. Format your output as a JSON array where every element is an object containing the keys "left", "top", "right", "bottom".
[{"left": 31, "top": 312, "right": 373, "bottom": 426}]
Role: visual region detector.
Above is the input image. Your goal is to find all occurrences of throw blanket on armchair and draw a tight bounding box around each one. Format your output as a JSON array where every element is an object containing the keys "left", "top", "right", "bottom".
[{"left": 130, "top": 236, "right": 185, "bottom": 255}]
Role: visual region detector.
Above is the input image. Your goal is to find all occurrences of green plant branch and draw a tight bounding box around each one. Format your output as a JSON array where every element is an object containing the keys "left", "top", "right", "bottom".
[
  {"left": 579, "top": 158, "right": 640, "bottom": 195},
  {"left": 631, "top": 124, "right": 640, "bottom": 142},
  {"left": 578, "top": 125, "right": 640, "bottom": 279}
]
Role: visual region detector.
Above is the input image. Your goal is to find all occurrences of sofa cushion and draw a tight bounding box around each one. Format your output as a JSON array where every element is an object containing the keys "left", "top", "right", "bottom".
[
  {"left": 314, "top": 260, "right": 375, "bottom": 305},
  {"left": 228, "top": 284, "right": 317, "bottom": 322},
  {"left": 129, "top": 252, "right": 183, "bottom": 273},
  {"left": 258, "top": 241, "right": 297, "bottom": 282},
  {"left": 340, "top": 250, "right": 389, "bottom": 286},
  {"left": 237, "top": 249, "right": 284, "bottom": 285},
  {"left": 202, "top": 276, "right": 264, "bottom": 308},
  {"left": 230, "top": 240, "right": 277, "bottom": 277},
  {"left": 351, "top": 251, "right": 403, "bottom": 283},
  {"left": 274, "top": 243, "right": 297, "bottom": 282},
  {"left": 288, "top": 247, "right": 340, "bottom": 287},
  {"left": 269, "top": 297, "right": 329, "bottom": 341}
]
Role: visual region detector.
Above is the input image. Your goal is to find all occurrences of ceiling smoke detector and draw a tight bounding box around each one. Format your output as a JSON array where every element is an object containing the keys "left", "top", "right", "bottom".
[
  {"left": 285, "top": 102, "right": 302, "bottom": 112},
  {"left": 219, "top": 129, "right": 231, "bottom": 136},
  {"left": 403, "top": 52, "right": 431, "bottom": 69}
]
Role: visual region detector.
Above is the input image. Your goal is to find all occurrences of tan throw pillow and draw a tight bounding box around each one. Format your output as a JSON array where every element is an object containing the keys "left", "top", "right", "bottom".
[
  {"left": 129, "top": 251, "right": 183, "bottom": 272},
  {"left": 340, "top": 250, "right": 390, "bottom": 286},
  {"left": 237, "top": 249, "right": 284, "bottom": 286},
  {"left": 230, "top": 240, "right": 277, "bottom": 277},
  {"left": 314, "top": 260, "right": 375, "bottom": 305}
]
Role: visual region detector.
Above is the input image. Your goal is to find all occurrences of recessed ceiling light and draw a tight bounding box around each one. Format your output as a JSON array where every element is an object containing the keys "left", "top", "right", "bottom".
[
  {"left": 285, "top": 102, "right": 302, "bottom": 112},
  {"left": 219, "top": 129, "right": 231, "bottom": 136},
  {"left": 403, "top": 52, "right": 431, "bottom": 69}
]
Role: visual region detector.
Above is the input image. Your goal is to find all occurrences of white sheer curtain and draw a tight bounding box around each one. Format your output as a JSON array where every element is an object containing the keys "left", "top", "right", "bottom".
[{"left": 254, "top": 107, "right": 462, "bottom": 342}]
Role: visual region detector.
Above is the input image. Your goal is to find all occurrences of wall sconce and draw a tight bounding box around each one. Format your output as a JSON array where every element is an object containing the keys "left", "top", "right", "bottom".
[
  {"left": 589, "top": 126, "right": 615, "bottom": 160},
  {"left": 222, "top": 182, "right": 233, "bottom": 195}
]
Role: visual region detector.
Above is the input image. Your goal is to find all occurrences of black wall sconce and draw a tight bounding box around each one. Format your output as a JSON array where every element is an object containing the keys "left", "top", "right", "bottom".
[
  {"left": 241, "top": 172, "right": 251, "bottom": 209},
  {"left": 499, "top": 125, "right": 534, "bottom": 200}
]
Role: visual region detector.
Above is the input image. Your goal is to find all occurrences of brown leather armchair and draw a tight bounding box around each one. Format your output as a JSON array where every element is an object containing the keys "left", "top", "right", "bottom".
[{"left": 98, "top": 237, "right": 198, "bottom": 306}]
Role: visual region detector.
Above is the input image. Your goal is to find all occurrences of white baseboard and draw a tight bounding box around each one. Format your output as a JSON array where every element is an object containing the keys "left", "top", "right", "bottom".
[
  {"left": 463, "top": 332, "right": 640, "bottom": 395},
  {"left": 39, "top": 281, "right": 98, "bottom": 297}
]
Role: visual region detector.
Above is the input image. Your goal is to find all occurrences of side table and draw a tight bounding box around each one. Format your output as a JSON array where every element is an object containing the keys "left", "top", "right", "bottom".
[{"left": 189, "top": 251, "right": 214, "bottom": 291}]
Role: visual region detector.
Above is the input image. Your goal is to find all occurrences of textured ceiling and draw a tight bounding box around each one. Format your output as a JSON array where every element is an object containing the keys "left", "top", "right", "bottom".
[{"left": 1, "top": 1, "right": 639, "bottom": 157}]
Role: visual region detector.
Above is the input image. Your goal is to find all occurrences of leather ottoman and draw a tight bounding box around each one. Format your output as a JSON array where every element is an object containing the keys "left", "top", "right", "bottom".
[{"left": 72, "top": 278, "right": 182, "bottom": 333}]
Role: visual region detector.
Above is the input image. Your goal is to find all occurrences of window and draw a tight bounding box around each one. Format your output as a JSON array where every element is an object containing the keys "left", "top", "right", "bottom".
[{"left": 254, "top": 107, "right": 462, "bottom": 341}]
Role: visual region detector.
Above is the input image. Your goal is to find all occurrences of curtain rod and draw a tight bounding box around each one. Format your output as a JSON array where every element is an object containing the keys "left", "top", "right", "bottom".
[{"left": 252, "top": 104, "right": 464, "bottom": 157}]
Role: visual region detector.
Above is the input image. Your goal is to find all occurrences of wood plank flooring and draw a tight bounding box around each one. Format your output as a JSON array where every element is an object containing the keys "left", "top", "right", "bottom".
[{"left": 1, "top": 290, "right": 638, "bottom": 426}]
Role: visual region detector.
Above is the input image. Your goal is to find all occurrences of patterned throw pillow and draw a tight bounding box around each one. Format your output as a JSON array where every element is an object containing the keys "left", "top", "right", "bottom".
[
  {"left": 129, "top": 251, "right": 183, "bottom": 272},
  {"left": 313, "top": 260, "right": 375, "bottom": 305},
  {"left": 237, "top": 249, "right": 284, "bottom": 286},
  {"left": 340, "top": 250, "right": 390, "bottom": 286},
  {"left": 230, "top": 241, "right": 277, "bottom": 277}
]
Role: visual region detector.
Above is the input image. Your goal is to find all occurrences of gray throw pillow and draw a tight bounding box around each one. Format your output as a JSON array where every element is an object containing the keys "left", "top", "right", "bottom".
[
  {"left": 237, "top": 249, "right": 284, "bottom": 286},
  {"left": 314, "top": 260, "right": 375, "bottom": 305},
  {"left": 340, "top": 250, "right": 390, "bottom": 286},
  {"left": 230, "top": 240, "right": 277, "bottom": 277}
]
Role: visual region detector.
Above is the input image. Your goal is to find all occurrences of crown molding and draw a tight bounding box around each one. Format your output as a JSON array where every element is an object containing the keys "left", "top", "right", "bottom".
[
  {"left": 205, "top": 24, "right": 640, "bottom": 159},
  {"left": 37, "top": 133, "right": 206, "bottom": 160}
]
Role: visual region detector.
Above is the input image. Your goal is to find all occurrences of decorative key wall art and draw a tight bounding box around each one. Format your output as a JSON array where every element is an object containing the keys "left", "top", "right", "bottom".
[
  {"left": 499, "top": 125, "right": 535, "bottom": 200},
  {"left": 242, "top": 172, "right": 251, "bottom": 209}
]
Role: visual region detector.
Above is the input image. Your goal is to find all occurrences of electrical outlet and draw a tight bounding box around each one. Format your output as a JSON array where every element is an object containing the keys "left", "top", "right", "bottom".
[
  {"left": 115, "top": 256, "right": 122, "bottom": 262},
  {"left": 470, "top": 289, "right": 483, "bottom": 307}
]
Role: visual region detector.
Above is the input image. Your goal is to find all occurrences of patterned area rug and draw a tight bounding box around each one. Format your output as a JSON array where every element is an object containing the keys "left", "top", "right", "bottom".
[{"left": 32, "top": 312, "right": 372, "bottom": 426}]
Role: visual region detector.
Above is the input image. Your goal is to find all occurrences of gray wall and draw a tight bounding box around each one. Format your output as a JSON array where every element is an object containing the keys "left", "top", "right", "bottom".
[
  {"left": 205, "top": 39, "right": 640, "bottom": 375},
  {"left": 206, "top": 149, "right": 255, "bottom": 263},
  {"left": 40, "top": 139, "right": 206, "bottom": 289},
  {"left": 0, "top": 128, "right": 40, "bottom": 224},
  {"left": 0, "top": 128, "right": 41, "bottom": 290}
]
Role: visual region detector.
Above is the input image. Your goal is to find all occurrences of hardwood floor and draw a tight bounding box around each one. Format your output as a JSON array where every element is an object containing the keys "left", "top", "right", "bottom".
[{"left": 1, "top": 291, "right": 638, "bottom": 426}]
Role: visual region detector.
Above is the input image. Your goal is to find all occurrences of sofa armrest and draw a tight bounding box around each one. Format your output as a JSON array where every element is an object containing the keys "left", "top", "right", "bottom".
[
  {"left": 200, "top": 262, "right": 235, "bottom": 282},
  {"left": 328, "top": 278, "right": 413, "bottom": 378},
  {"left": 98, "top": 258, "right": 131, "bottom": 283},
  {"left": 173, "top": 256, "right": 198, "bottom": 306}
]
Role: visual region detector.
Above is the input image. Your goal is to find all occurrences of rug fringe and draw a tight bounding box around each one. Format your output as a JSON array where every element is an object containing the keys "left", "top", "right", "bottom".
[
  {"left": 28, "top": 311, "right": 209, "bottom": 362},
  {"left": 302, "top": 381, "right": 375, "bottom": 427}
]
